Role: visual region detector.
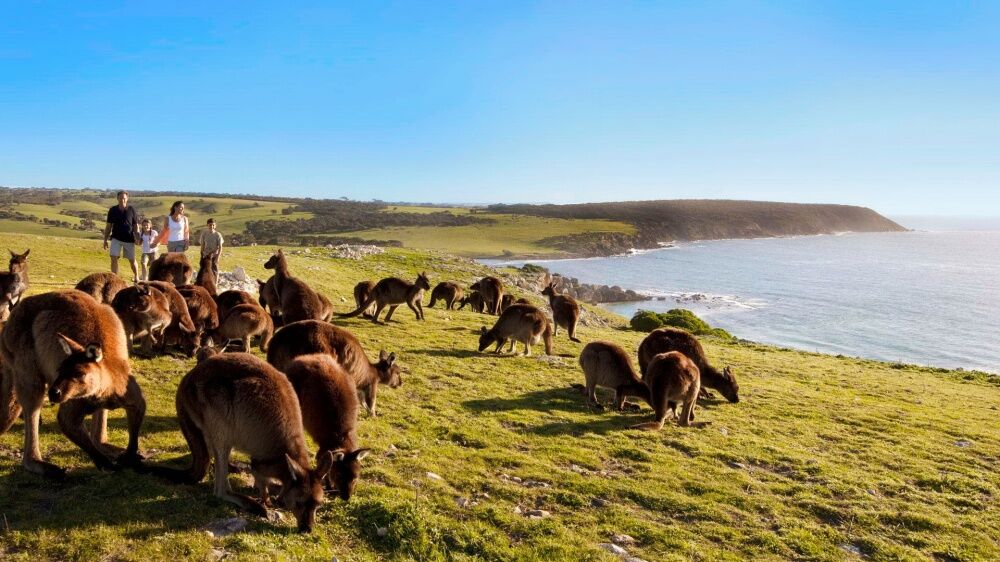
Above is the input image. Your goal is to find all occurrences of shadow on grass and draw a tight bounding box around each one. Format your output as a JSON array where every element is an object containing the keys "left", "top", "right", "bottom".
[{"left": 407, "top": 348, "right": 481, "bottom": 359}]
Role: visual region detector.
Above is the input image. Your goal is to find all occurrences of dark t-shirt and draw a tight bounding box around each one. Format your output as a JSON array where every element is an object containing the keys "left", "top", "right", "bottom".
[{"left": 106, "top": 205, "right": 139, "bottom": 243}]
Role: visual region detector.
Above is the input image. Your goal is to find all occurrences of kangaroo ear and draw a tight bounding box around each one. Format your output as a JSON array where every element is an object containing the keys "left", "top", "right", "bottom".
[
  {"left": 85, "top": 344, "right": 103, "bottom": 363},
  {"left": 379, "top": 349, "right": 388, "bottom": 361},
  {"left": 354, "top": 449, "right": 370, "bottom": 462},
  {"left": 8, "top": 250, "right": 15, "bottom": 258},
  {"left": 479, "top": 326, "right": 488, "bottom": 335},
  {"left": 723, "top": 366, "right": 733, "bottom": 378},
  {"left": 317, "top": 450, "right": 337, "bottom": 478},
  {"left": 56, "top": 333, "right": 84, "bottom": 356},
  {"left": 21, "top": 249, "right": 29, "bottom": 258},
  {"left": 386, "top": 352, "right": 396, "bottom": 365},
  {"left": 285, "top": 453, "right": 305, "bottom": 482}
]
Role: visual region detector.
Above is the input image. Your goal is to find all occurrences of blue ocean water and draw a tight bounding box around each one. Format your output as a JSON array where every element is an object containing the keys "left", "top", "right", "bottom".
[{"left": 486, "top": 230, "right": 1000, "bottom": 373}]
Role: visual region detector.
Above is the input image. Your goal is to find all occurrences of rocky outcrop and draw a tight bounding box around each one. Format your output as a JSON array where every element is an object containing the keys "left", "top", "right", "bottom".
[{"left": 501, "top": 267, "right": 649, "bottom": 305}]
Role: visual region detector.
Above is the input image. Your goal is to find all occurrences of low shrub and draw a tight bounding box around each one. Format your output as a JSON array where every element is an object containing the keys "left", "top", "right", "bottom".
[{"left": 630, "top": 308, "right": 733, "bottom": 339}]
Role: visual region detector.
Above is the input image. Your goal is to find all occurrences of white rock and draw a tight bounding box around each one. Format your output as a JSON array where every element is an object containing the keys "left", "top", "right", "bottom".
[
  {"left": 524, "top": 509, "right": 550, "bottom": 518},
  {"left": 202, "top": 517, "right": 248, "bottom": 538},
  {"left": 718, "top": 427, "right": 729, "bottom": 437},
  {"left": 426, "top": 471, "right": 444, "bottom": 481},
  {"left": 591, "top": 498, "right": 611, "bottom": 508},
  {"left": 376, "top": 527, "right": 388, "bottom": 537},
  {"left": 513, "top": 506, "right": 523, "bottom": 514},
  {"left": 209, "top": 548, "right": 228, "bottom": 561},
  {"left": 599, "top": 543, "right": 628, "bottom": 556},
  {"left": 612, "top": 534, "right": 636, "bottom": 546}
]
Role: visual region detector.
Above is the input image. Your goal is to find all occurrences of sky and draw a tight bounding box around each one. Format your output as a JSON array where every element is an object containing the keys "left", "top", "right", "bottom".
[{"left": 1, "top": 1, "right": 998, "bottom": 215}]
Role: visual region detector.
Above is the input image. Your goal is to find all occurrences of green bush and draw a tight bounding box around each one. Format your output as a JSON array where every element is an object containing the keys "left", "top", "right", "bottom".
[
  {"left": 520, "top": 263, "right": 548, "bottom": 274},
  {"left": 629, "top": 308, "right": 733, "bottom": 339}
]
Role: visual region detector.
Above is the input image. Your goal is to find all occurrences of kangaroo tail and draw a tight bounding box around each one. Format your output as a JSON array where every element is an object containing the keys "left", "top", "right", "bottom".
[
  {"left": 631, "top": 420, "right": 666, "bottom": 431},
  {"left": 339, "top": 295, "right": 376, "bottom": 318},
  {"left": 147, "top": 398, "right": 210, "bottom": 485},
  {"left": 0, "top": 365, "right": 21, "bottom": 436},
  {"left": 542, "top": 322, "right": 554, "bottom": 355},
  {"left": 428, "top": 295, "right": 438, "bottom": 308}
]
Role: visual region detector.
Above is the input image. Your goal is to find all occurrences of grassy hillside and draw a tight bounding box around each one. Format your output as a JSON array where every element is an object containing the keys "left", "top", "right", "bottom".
[{"left": 0, "top": 232, "right": 997, "bottom": 561}]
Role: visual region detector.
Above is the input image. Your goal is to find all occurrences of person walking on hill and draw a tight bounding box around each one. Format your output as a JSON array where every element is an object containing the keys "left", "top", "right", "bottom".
[
  {"left": 158, "top": 200, "right": 190, "bottom": 253},
  {"left": 198, "top": 217, "right": 224, "bottom": 280},
  {"left": 103, "top": 190, "right": 140, "bottom": 282},
  {"left": 138, "top": 218, "right": 159, "bottom": 281}
]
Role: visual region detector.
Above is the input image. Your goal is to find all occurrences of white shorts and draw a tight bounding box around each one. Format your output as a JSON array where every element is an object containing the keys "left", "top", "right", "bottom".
[{"left": 109, "top": 239, "right": 136, "bottom": 261}]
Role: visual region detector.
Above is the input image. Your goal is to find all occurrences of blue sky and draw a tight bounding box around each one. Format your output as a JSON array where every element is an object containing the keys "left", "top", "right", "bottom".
[{"left": 1, "top": 1, "right": 998, "bottom": 214}]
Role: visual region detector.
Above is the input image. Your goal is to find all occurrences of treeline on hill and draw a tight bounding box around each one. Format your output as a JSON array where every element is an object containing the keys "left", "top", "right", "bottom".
[{"left": 489, "top": 199, "right": 907, "bottom": 255}]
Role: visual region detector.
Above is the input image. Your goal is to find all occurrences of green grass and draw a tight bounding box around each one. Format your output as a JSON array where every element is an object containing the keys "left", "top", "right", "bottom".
[
  {"left": 334, "top": 213, "right": 636, "bottom": 258},
  {"left": 1, "top": 232, "right": 999, "bottom": 561}
]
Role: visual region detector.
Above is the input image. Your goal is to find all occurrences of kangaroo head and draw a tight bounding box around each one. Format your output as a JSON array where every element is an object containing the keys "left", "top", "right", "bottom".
[
  {"left": 375, "top": 350, "right": 402, "bottom": 388},
  {"left": 8, "top": 249, "right": 29, "bottom": 273},
  {"left": 49, "top": 333, "right": 106, "bottom": 403},
  {"left": 263, "top": 250, "right": 284, "bottom": 270},
  {"left": 477, "top": 326, "right": 495, "bottom": 352},
  {"left": 278, "top": 452, "right": 332, "bottom": 533},
  {"left": 194, "top": 345, "right": 221, "bottom": 363},
  {"left": 126, "top": 285, "right": 154, "bottom": 313},
  {"left": 719, "top": 366, "right": 740, "bottom": 403},
  {"left": 416, "top": 272, "right": 431, "bottom": 290},
  {"left": 541, "top": 283, "right": 555, "bottom": 297},
  {"left": 326, "top": 448, "right": 370, "bottom": 501}
]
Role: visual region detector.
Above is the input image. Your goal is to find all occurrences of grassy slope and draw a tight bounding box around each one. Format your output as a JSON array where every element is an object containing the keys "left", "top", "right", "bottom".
[{"left": 0, "top": 233, "right": 998, "bottom": 562}]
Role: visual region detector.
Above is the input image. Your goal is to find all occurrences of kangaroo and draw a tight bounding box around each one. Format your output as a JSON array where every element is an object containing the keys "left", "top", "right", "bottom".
[
  {"left": 263, "top": 250, "right": 325, "bottom": 323},
  {"left": 318, "top": 293, "right": 334, "bottom": 322},
  {"left": 637, "top": 327, "right": 739, "bottom": 403},
  {"left": 428, "top": 282, "right": 463, "bottom": 310},
  {"left": 0, "top": 249, "right": 30, "bottom": 316},
  {"left": 478, "top": 303, "right": 553, "bottom": 356},
  {"left": 352, "top": 281, "right": 376, "bottom": 319},
  {"left": 194, "top": 253, "right": 218, "bottom": 297},
  {"left": 142, "top": 280, "right": 197, "bottom": 347},
  {"left": 147, "top": 352, "right": 331, "bottom": 532},
  {"left": 267, "top": 320, "right": 402, "bottom": 416},
  {"left": 0, "top": 290, "right": 146, "bottom": 478},
  {"left": 499, "top": 294, "right": 530, "bottom": 313},
  {"left": 149, "top": 253, "right": 193, "bottom": 287},
  {"left": 177, "top": 284, "right": 220, "bottom": 351},
  {"left": 458, "top": 291, "right": 486, "bottom": 313},
  {"left": 75, "top": 271, "right": 129, "bottom": 304},
  {"left": 284, "top": 354, "right": 370, "bottom": 500},
  {"left": 541, "top": 282, "right": 582, "bottom": 343},
  {"left": 578, "top": 341, "right": 651, "bottom": 411},
  {"left": 216, "top": 289, "right": 257, "bottom": 321},
  {"left": 111, "top": 285, "right": 173, "bottom": 354},
  {"left": 207, "top": 303, "right": 274, "bottom": 353},
  {"left": 470, "top": 276, "right": 503, "bottom": 315},
  {"left": 632, "top": 351, "right": 702, "bottom": 430},
  {"left": 340, "top": 273, "right": 431, "bottom": 323}
]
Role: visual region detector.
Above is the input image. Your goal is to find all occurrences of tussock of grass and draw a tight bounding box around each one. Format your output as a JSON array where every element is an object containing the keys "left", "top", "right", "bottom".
[{"left": 0, "top": 233, "right": 998, "bottom": 561}]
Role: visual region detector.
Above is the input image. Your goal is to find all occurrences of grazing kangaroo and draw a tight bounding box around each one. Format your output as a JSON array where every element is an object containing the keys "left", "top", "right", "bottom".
[
  {"left": 637, "top": 327, "right": 739, "bottom": 403},
  {"left": 267, "top": 320, "right": 402, "bottom": 416},
  {"left": 194, "top": 253, "right": 218, "bottom": 297},
  {"left": 207, "top": 303, "right": 274, "bottom": 353},
  {"left": 470, "top": 276, "right": 503, "bottom": 315},
  {"left": 148, "top": 353, "right": 331, "bottom": 532},
  {"left": 111, "top": 285, "right": 173, "bottom": 354},
  {"left": 263, "top": 250, "right": 325, "bottom": 323},
  {"left": 142, "top": 280, "right": 197, "bottom": 343},
  {"left": 0, "top": 290, "right": 146, "bottom": 478},
  {"left": 177, "top": 284, "right": 220, "bottom": 351},
  {"left": 0, "top": 249, "right": 30, "bottom": 316},
  {"left": 216, "top": 289, "right": 257, "bottom": 321},
  {"left": 632, "top": 351, "right": 702, "bottom": 430},
  {"left": 478, "top": 303, "right": 553, "bottom": 356},
  {"left": 428, "top": 282, "right": 463, "bottom": 310},
  {"left": 148, "top": 253, "right": 193, "bottom": 287},
  {"left": 499, "top": 294, "right": 529, "bottom": 313},
  {"left": 458, "top": 291, "right": 486, "bottom": 313},
  {"left": 541, "top": 282, "right": 581, "bottom": 343},
  {"left": 340, "top": 273, "right": 431, "bottom": 323},
  {"left": 284, "top": 354, "right": 370, "bottom": 500},
  {"left": 75, "top": 271, "right": 129, "bottom": 304},
  {"left": 352, "top": 281, "right": 376, "bottom": 319},
  {"left": 578, "top": 341, "right": 650, "bottom": 411}
]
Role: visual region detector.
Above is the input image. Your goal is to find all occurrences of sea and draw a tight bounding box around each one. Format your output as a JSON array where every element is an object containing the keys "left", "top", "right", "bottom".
[{"left": 484, "top": 219, "right": 1000, "bottom": 373}]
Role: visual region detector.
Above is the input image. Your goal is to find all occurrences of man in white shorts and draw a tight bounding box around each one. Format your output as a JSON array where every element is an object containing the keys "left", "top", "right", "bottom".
[{"left": 103, "top": 190, "right": 140, "bottom": 282}]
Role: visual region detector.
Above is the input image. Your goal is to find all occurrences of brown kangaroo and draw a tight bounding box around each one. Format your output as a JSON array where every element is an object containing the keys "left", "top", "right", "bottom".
[
  {"left": 142, "top": 280, "right": 197, "bottom": 343},
  {"left": 340, "top": 273, "right": 431, "bottom": 323},
  {"left": 111, "top": 285, "right": 173, "bottom": 354},
  {"left": 352, "top": 280, "right": 376, "bottom": 319},
  {"left": 207, "top": 303, "right": 274, "bottom": 353},
  {"left": 499, "top": 294, "right": 530, "bottom": 313},
  {"left": 478, "top": 303, "right": 553, "bottom": 356},
  {"left": 267, "top": 320, "right": 402, "bottom": 416},
  {"left": 0, "top": 290, "right": 146, "bottom": 478},
  {"left": 177, "top": 284, "right": 220, "bottom": 351},
  {"left": 216, "top": 289, "right": 257, "bottom": 321},
  {"left": 284, "top": 354, "right": 370, "bottom": 500},
  {"left": 75, "top": 271, "right": 129, "bottom": 304},
  {"left": 632, "top": 351, "right": 702, "bottom": 430},
  {"left": 194, "top": 253, "right": 218, "bottom": 297},
  {"left": 458, "top": 291, "right": 486, "bottom": 313},
  {"left": 637, "top": 327, "right": 739, "bottom": 403},
  {"left": 470, "top": 276, "right": 503, "bottom": 315},
  {"left": 317, "top": 293, "right": 334, "bottom": 322},
  {"left": 147, "top": 352, "right": 331, "bottom": 532},
  {"left": 0, "top": 249, "right": 30, "bottom": 315},
  {"left": 578, "top": 341, "right": 650, "bottom": 411},
  {"left": 149, "top": 253, "right": 193, "bottom": 287},
  {"left": 541, "top": 282, "right": 581, "bottom": 343},
  {"left": 263, "top": 250, "right": 325, "bottom": 323},
  {"left": 428, "top": 282, "right": 463, "bottom": 310}
]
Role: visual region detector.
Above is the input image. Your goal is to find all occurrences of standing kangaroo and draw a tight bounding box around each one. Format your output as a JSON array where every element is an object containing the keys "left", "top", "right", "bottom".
[
  {"left": 267, "top": 320, "right": 402, "bottom": 416},
  {"left": 352, "top": 281, "right": 376, "bottom": 319},
  {"left": 0, "top": 290, "right": 146, "bottom": 478},
  {"left": 470, "top": 276, "right": 503, "bottom": 315},
  {"left": 147, "top": 352, "right": 331, "bottom": 532},
  {"left": 0, "top": 249, "right": 30, "bottom": 319},
  {"left": 75, "top": 271, "right": 129, "bottom": 304},
  {"left": 149, "top": 253, "right": 193, "bottom": 287},
  {"left": 637, "top": 327, "right": 739, "bottom": 403},
  {"left": 207, "top": 303, "right": 274, "bottom": 353},
  {"left": 263, "top": 250, "right": 325, "bottom": 323},
  {"left": 478, "top": 303, "right": 553, "bottom": 356},
  {"left": 632, "top": 351, "right": 702, "bottom": 430},
  {"left": 194, "top": 253, "right": 218, "bottom": 297},
  {"left": 284, "top": 354, "right": 370, "bottom": 500},
  {"left": 216, "top": 289, "right": 257, "bottom": 321},
  {"left": 578, "top": 341, "right": 650, "bottom": 411},
  {"left": 111, "top": 284, "right": 173, "bottom": 354},
  {"left": 340, "top": 273, "right": 431, "bottom": 323},
  {"left": 427, "top": 282, "right": 463, "bottom": 310},
  {"left": 541, "top": 282, "right": 581, "bottom": 343}
]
